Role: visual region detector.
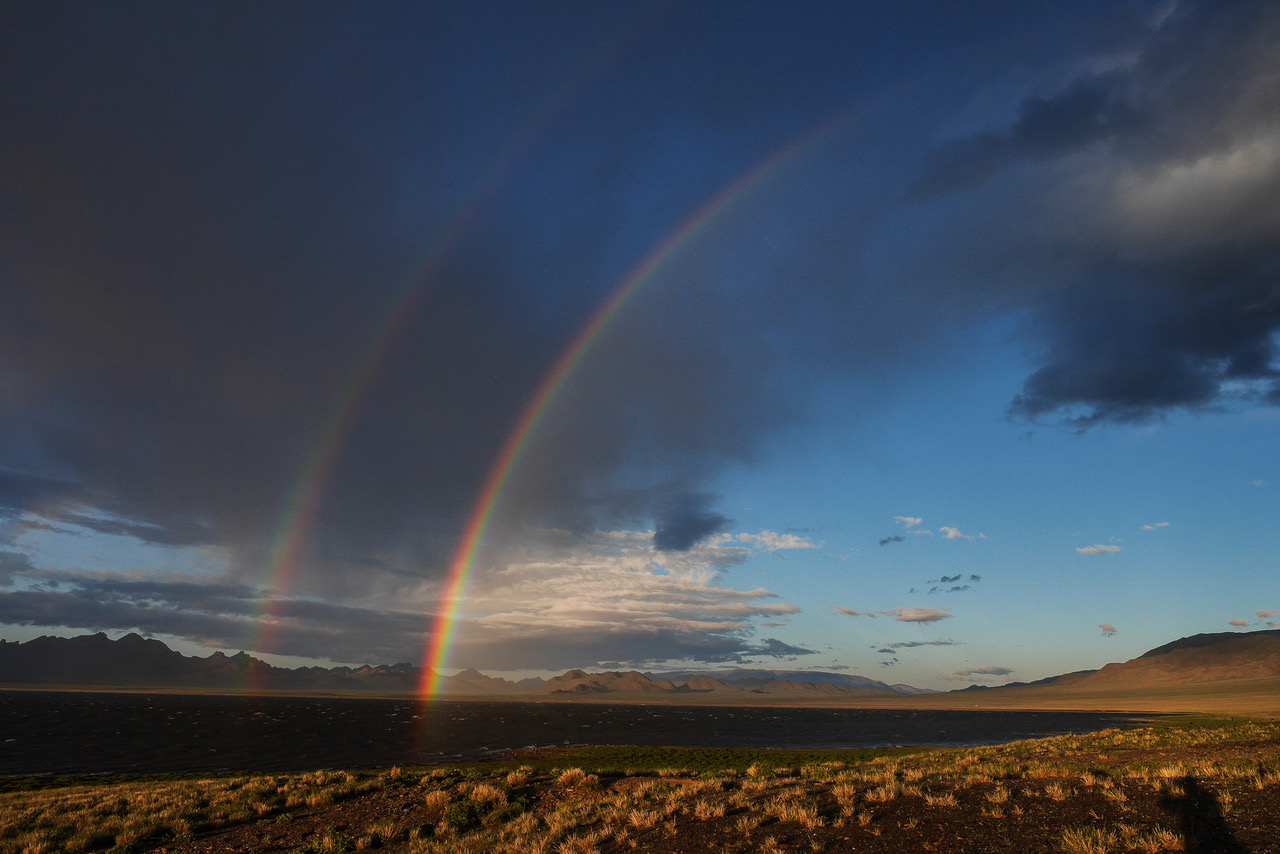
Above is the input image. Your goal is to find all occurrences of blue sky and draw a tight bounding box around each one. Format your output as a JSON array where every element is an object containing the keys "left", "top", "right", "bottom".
[{"left": 1, "top": 1, "right": 1277, "bottom": 690}]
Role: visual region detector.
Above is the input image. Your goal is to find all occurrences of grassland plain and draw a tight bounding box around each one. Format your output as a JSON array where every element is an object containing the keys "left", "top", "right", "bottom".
[{"left": 3, "top": 717, "right": 1280, "bottom": 853}]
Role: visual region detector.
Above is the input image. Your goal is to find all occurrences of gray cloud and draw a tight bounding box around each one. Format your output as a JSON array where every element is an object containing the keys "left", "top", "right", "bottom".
[
  {"left": 0, "top": 551, "right": 34, "bottom": 585},
  {"left": 1099, "top": 623, "right": 1118, "bottom": 637},
  {"left": 878, "top": 535, "right": 905, "bottom": 546},
  {"left": 886, "top": 640, "right": 960, "bottom": 649},
  {"left": 912, "top": 74, "right": 1145, "bottom": 199},
  {"left": 1077, "top": 544, "right": 1122, "bottom": 555},
  {"left": 451, "top": 626, "right": 814, "bottom": 672},
  {"left": 652, "top": 493, "right": 732, "bottom": 552},
  {"left": 924, "top": 573, "right": 980, "bottom": 594},
  {"left": 941, "top": 666, "right": 1014, "bottom": 682}
]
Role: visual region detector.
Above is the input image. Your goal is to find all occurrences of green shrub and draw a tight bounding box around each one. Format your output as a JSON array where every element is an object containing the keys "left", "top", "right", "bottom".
[
  {"left": 442, "top": 798, "right": 484, "bottom": 831},
  {"left": 488, "top": 794, "right": 532, "bottom": 824}
]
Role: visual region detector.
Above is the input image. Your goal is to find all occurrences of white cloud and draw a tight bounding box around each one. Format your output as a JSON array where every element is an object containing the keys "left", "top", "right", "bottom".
[
  {"left": 939, "top": 526, "right": 984, "bottom": 540},
  {"left": 1141, "top": 522, "right": 1170, "bottom": 530},
  {"left": 880, "top": 606, "right": 951, "bottom": 625},
  {"left": 730, "top": 531, "right": 819, "bottom": 551},
  {"left": 1076, "top": 544, "right": 1122, "bottom": 555},
  {"left": 1227, "top": 619, "right": 1249, "bottom": 629},
  {"left": 893, "top": 516, "right": 923, "bottom": 529},
  {"left": 444, "top": 528, "right": 812, "bottom": 670},
  {"left": 832, "top": 606, "right": 876, "bottom": 618}
]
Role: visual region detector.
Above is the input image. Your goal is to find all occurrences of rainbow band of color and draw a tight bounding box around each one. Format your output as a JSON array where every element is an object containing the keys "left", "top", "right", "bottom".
[{"left": 420, "top": 114, "right": 854, "bottom": 697}]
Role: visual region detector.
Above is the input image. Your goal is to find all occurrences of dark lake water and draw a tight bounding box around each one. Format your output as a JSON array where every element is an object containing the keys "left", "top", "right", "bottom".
[{"left": 0, "top": 690, "right": 1140, "bottom": 776}]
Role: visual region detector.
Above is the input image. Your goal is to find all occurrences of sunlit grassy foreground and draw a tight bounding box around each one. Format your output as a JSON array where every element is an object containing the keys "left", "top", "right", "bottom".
[{"left": 3, "top": 718, "right": 1279, "bottom": 853}]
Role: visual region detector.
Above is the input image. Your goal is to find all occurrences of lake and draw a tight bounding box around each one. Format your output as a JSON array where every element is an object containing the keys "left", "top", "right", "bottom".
[{"left": 0, "top": 690, "right": 1140, "bottom": 776}]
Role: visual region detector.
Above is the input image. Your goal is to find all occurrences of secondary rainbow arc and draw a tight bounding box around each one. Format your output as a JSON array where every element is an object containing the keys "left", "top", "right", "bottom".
[{"left": 240, "top": 53, "right": 611, "bottom": 683}]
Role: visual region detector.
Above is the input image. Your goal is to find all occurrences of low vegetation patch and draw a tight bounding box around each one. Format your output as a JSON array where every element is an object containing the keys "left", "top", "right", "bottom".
[{"left": 3, "top": 718, "right": 1280, "bottom": 853}]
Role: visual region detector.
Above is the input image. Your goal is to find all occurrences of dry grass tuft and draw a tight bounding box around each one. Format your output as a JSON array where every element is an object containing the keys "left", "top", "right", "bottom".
[
  {"left": 865, "top": 783, "right": 899, "bottom": 803},
  {"left": 557, "top": 768, "right": 588, "bottom": 788},
  {"left": 626, "top": 808, "right": 659, "bottom": 830},
  {"left": 923, "top": 791, "right": 956, "bottom": 807},
  {"left": 1042, "top": 782, "right": 1072, "bottom": 801},
  {"left": 1060, "top": 825, "right": 1117, "bottom": 854}
]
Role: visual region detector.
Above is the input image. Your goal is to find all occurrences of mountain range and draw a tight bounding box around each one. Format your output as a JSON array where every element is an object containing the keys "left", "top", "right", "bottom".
[
  {"left": 0, "top": 633, "right": 936, "bottom": 695},
  {"left": 3, "top": 629, "right": 1279, "bottom": 700}
]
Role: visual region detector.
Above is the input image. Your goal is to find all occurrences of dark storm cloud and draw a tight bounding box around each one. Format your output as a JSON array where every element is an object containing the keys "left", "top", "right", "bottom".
[
  {"left": 1008, "top": 268, "right": 1280, "bottom": 428},
  {"left": 913, "top": 74, "right": 1145, "bottom": 198},
  {"left": 652, "top": 493, "right": 732, "bottom": 552},
  {"left": 0, "top": 4, "right": 565, "bottom": 579},
  {"left": 910, "top": 0, "right": 1280, "bottom": 429},
  {"left": 0, "top": 551, "right": 34, "bottom": 585}
]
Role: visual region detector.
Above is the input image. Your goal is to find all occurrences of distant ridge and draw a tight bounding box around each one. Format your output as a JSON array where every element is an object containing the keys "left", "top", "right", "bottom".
[
  {"left": 0, "top": 633, "right": 485, "bottom": 694},
  {"left": 647, "top": 668, "right": 935, "bottom": 694},
  {"left": 959, "top": 670, "right": 1098, "bottom": 692},
  {"left": 0, "top": 633, "right": 930, "bottom": 696},
  {"left": 1079, "top": 629, "right": 1280, "bottom": 685},
  {"left": 1138, "top": 629, "right": 1280, "bottom": 660},
  {"left": 960, "top": 629, "right": 1280, "bottom": 703}
]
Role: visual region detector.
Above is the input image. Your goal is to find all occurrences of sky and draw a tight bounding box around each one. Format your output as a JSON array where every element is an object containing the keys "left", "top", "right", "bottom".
[{"left": 1, "top": 0, "right": 1277, "bottom": 691}]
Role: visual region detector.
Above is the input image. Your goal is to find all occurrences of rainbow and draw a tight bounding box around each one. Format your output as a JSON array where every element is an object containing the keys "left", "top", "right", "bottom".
[
  {"left": 244, "top": 287, "right": 421, "bottom": 687},
  {"left": 419, "top": 110, "right": 858, "bottom": 696},
  {"left": 241, "top": 51, "right": 615, "bottom": 679}
]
